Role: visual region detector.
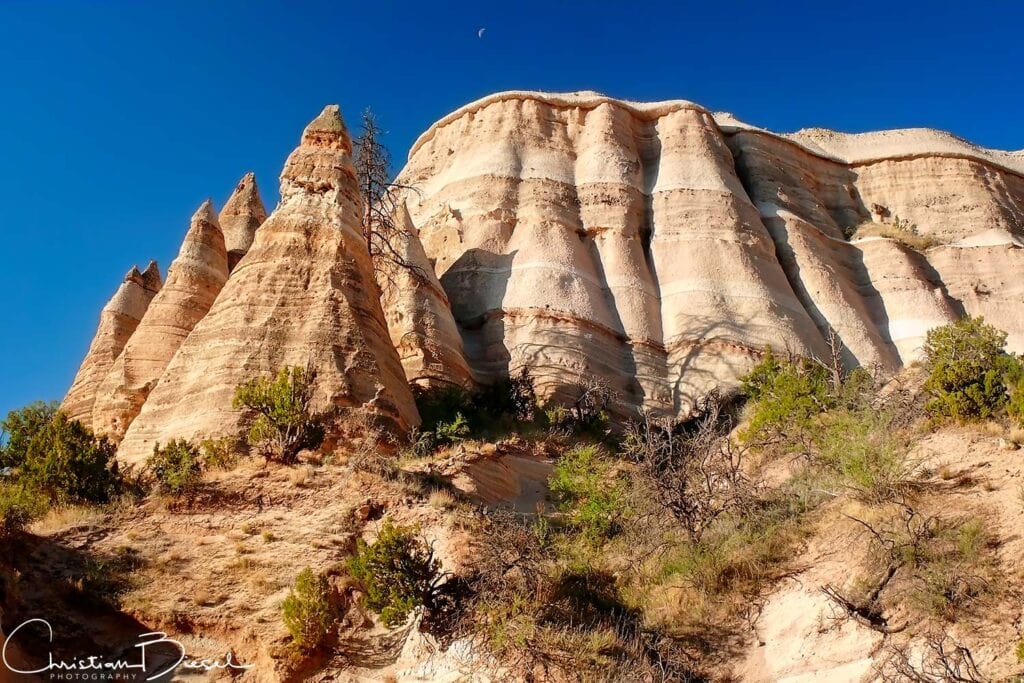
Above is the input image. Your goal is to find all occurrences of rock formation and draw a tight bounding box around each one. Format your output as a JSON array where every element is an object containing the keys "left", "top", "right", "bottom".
[
  {"left": 392, "top": 91, "right": 1024, "bottom": 417},
  {"left": 219, "top": 172, "right": 267, "bottom": 271},
  {"left": 116, "top": 105, "right": 418, "bottom": 464},
  {"left": 62, "top": 261, "right": 162, "bottom": 429},
  {"left": 377, "top": 201, "right": 476, "bottom": 390},
  {"left": 91, "top": 201, "right": 230, "bottom": 441},
  {"left": 65, "top": 90, "right": 1024, "bottom": 446}
]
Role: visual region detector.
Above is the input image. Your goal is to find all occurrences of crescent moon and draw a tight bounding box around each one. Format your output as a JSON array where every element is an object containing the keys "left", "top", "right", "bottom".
[{"left": 477, "top": 28, "right": 486, "bottom": 38}]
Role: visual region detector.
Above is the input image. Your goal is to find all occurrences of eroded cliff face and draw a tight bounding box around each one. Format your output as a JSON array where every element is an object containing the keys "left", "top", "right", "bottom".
[
  {"left": 115, "top": 105, "right": 417, "bottom": 464},
  {"left": 393, "top": 91, "right": 1024, "bottom": 417},
  {"left": 219, "top": 171, "right": 268, "bottom": 271},
  {"left": 91, "top": 200, "right": 230, "bottom": 442},
  {"left": 62, "top": 261, "right": 162, "bottom": 429},
  {"left": 64, "top": 91, "right": 1024, "bottom": 451},
  {"left": 377, "top": 202, "right": 476, "bottom": 390}
]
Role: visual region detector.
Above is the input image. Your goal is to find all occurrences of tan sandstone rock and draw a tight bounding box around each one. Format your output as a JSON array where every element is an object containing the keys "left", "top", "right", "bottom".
[
  {"left": 116, "top": 105, "right": 418, "bottom": 464},
  {"left": 69, "top": 90, "right": 1024, "bottom": 435},
  {"left": 91, "top": 200, "right": 229, "bottom": 441},
  {"left": 219, "top": 171, "right": 268, "bottom": 271},
  {"left": 62, "top": 262, "right": 162, "bottom": 429},
  {"left": 391, "top": 91, "right": 1024, "bottom": 415},
  {"left": 378, "top": 201, "right": 476, "bottom": 390}
]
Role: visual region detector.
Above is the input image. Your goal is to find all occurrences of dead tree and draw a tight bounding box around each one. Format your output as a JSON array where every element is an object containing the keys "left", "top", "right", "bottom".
[
  {"left": 352, "top": 108, "right": 428, "bottom": 289},
  {"left": 623, "top": 391, "right": 753, "bottom": 543},
  {"left": 877, "top": 632, "right": 985, "bottom": 682}
]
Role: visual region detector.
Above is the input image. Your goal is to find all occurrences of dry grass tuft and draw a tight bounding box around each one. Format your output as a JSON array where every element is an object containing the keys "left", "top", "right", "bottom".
[
  {"left": 192, "top": 588, "right": 226, "bottom": 607},
  {"left": 289, "top": 464, "right": 315, "bottom": 488},
  {"left": 981, "top": 420, "right": 1005, "bottom": 436},
  {"left": 848, "top": 220, "right": 939, "bottom": 251},
  {"left": 29, "top": 505, "right": 105, "bottom": 536},
  {"left": 428, "top": 487, "right": 457, "bottom": 511}
]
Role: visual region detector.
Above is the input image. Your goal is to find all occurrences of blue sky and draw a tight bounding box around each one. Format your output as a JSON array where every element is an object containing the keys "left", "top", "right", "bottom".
[{"left": 0, "top": 0, "right": 1021, "bottom": 420}]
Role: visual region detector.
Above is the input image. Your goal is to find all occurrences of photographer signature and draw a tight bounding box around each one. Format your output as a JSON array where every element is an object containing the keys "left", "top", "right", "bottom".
[{"left": 2, "top": 618, "right": 253, "bottom": 680}]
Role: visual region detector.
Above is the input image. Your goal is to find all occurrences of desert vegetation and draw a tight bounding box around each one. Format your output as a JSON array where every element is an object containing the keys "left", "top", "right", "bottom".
[
  {"left": 233, "top": 365, "right": 326, "bottom": 463},
  {"left": 5, "top": 318, "right": 1024, "bottom": 680},
  {"left": 846, "top": 215, "right": 939, "bottom": 251},
  {"left": 282, "top": 567, "right": 337, "bottom": 651},
  {"left": 0, "top": 402, "right": 123, "bottom": 534},
  {"left": 148, "top": 439, "right": 203, "bottom": 498},
  {"left": 347, "top": 519, "right": 446, "bottom": 627}
]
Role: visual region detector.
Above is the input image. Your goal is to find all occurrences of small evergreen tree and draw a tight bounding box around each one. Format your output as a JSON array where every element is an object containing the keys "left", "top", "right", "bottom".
[
  {"left": 149, "top": 440, "right": 203, "bottom": 497},
  {"left": 20, "top": 413, "right": 120, "bottom": 504},
  {"left": 739, "top": 348, "right": 833, "bottom": 443},
  {"left": 281, "top": 568, "right": 335, "bottom": 651},
  {"left": 0, "top": 482, "right": 47, "bottom": 536},
  {"left": 1, "top": 401, "right": 59, "bottom": 468},
  {"left": 923, "top": 317, "right": 1020, "bottom": 421},
  {"left": 233, "top": 366, "right": 325, "bottom": 463},
  {"left": 348, "top": 520, "right": 443, "bottom": 626}
]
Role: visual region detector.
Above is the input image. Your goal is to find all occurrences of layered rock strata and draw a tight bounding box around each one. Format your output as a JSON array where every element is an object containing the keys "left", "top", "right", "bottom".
[
  {"left": 116, "top": 105, "right": 418, "bottom": 464},
  {"left": 62, "top": 262, "right": 162, "bottom": 429},
  {"left": 377, "top": 202, "right": 476, "bottom": 390},
  {"left": 393, "top": 91, "right": 1024, "bottom": 417},
  {"left": 91, "top": 201, "right": 230, "bottom": 441},
  {"left": 219, "top": 172, "right": 268, "bottom": 271},
  {"left": 65, "top": 90, "right": 1024, "bottom": 438}
]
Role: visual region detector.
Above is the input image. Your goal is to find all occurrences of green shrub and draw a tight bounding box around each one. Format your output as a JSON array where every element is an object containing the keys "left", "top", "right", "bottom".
[
  {"left": 19, "top": 413, "right": 120, "bottom": 504},
  {"left": 813, "top": 408, "right": 910, "bottom": 502},
  {"left": 541, "top": 405, "right": 571, "bottom": 432},
  {"left": 923, "top": 316, "right": 1021, "bottom": 422},
  {"left": 410, "top": 371, "right": 541, "bottom": 453},
  {"left": 233, "top": 366, "right": 325, "bottom": 463},
  {"left": 0, "top": 483, "right": 47, "bottom": 536},
  {"left": 1, "top": 401, "right": 59, "bottom": 469},
  {"left": 199, "top": 437, "right": 240, "bottom": 470},
  {"left": 548, "top": 445, "right": 626, "bottom": 541},
  {"left": 281, "top": 567, "right": 335, "bottom": 650},
  {"left": 414, "top": 384, "right": 473, "bottom": 433},
  {"left": 348, "top": 519, "right": 443, "bottom": 627},
  {"left": 433, "top": 413, "right": 470, "bottom": 446},
  {"left": 149, "top": 440, "right": 203, "bottom": 497},
  {"left": 739, "top": 348, "right": 833, "bottom": 443}
]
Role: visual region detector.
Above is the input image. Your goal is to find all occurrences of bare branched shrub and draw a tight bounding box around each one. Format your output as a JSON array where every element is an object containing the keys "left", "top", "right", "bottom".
[
  {"left": 343, "top": 408, "right": 398, "bottom": 479},
  {"left": 845, "top": 501, "right": 999, "bottom": 622},
  {"left": 570, "top": 372, "right": 615, "bottom": 427},
  {"left": 623, "top": 391, "right": 753, "bottom": 542},
  {"left": 455, "top": 510, "right": 701, "bottom": 681},
  {"left": 877, "top": 631, "right": 985, "bottom": 682}
]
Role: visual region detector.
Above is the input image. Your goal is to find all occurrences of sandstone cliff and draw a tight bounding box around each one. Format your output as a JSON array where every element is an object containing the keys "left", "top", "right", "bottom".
[
  {"left": 219, "top": 171, "right": 268, "bottom": 271},
  {"left": 62, "top": 261, "right": 162, "bottom": 429},
  {"left": 377, "top": 201, "right": 476, "bottom": 390},
  {"left": 393, "top": 91, "right": 1024, "bottom": 417},
  {"left": 115, "top": 105, "right": 418, "bottom": 464},
  {"left": 65, "top": 90, "right": 1024, "bottom": 442},
  {"left": 91, "top": 200, "right": 230, "bottom": 442}
]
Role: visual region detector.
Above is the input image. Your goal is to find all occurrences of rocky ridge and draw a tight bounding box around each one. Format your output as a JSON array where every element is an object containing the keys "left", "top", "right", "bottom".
[
  {"left": 64, "top": 91, "right": 1024, "bottom": 455},
  {"left": 115, "top": 105, "right": 417, "bottom": 464},
  {"left": 90, "top": 200, "right": 230, "bottom": 441},
  {"left": 393, "top": 90, "right": 1024, "bottom": 417},
  {"left": 63, "top": 261, "right": 162, "bottom": 429}
]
